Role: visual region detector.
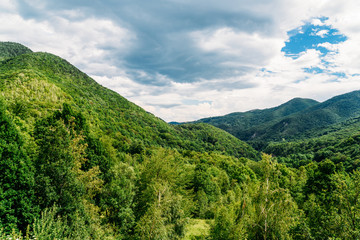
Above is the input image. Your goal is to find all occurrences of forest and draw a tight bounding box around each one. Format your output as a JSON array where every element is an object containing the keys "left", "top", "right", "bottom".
[{"left": 1, "top": 42, "right": 360, "bottom": 240}]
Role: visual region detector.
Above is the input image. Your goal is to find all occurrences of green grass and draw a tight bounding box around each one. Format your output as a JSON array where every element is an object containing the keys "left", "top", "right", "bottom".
[{"left": 183, "top": 219, "right": 212, "bottom": 240}]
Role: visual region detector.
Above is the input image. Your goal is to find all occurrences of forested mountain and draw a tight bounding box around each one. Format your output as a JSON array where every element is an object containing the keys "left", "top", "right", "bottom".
[
  {"left": 2, "top": 42, "right": 360, "bottom": 240},
  {"left": 196, "top": 91, "right": 360, "bottom": 143},
  {"left": 195, "top": 98, "right": 319, "bottom": 140},
  {"left": 0, "top": 42, "right": 32, "bottom": 61},
  {"left": 0, "top": 42, "right": 257, "bottom": 159}
]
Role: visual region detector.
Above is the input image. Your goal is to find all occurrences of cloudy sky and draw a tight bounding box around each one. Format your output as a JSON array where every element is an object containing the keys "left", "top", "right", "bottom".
[{"left": 1, "top": 0, "right": 360, "bottom": 122}]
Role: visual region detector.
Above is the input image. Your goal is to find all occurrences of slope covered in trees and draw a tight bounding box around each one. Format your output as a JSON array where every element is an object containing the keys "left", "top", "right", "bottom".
[
  {"left": 195, "top": 91, "right": 360, "bottom": 144},
  {"left": 196, "top": 97, "right": 319, "bottom": 134},
  {"left": 0, "top": 42, "right": 32, "bottom": 61},
  {"left": 0, "top": 43, "right": 258, "bottom": 159},
  {"left": 1, "top": 42, "right": 360, "bottom": 240}
]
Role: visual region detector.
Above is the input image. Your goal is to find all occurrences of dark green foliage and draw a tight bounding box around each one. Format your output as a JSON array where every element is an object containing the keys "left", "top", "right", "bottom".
[
  {"left": 0, "top": 104, "right": 38, "bottom": 232},
  {"left": 34, "top": 115, "right": 85, "bottom": 215},
  {"left": 195, "top": 98, "right": 319, "bottom": 141},
  {"left": 175, "top": 123, "right": 260, "bottom": 159},
  {"left": 0, "top": 42, "right": 32, "bottom": 61},
  {"left": 264, "top": 132, "right": 360, "bottom": 171},
  {"left": 4, "top": 42, "right": 360, "bottom": 239},
  {"left": 195, "top": 91, "right": 360, "bottom": 143},
  {"left": 100, "top": 160, "right": 136, "bottom": 237}
]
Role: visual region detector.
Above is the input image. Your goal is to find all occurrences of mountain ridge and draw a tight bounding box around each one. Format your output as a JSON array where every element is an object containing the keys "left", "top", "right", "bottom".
[
  {"left": 0, "top": 41, "right": 32, "bottom": 61},
  {"left": 194, "top": 90, "right": 360, "bottom": 143},
  {"left": 0, "top": 41, "right": 259, "bottom": 159}
]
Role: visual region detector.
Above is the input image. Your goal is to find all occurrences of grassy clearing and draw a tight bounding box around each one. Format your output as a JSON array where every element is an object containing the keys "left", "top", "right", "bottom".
[{"left": 183, "top": 219, "right": 212, "bottom": 240}]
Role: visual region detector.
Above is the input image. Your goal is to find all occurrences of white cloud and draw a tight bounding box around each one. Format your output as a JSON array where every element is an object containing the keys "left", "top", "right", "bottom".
[
  {"left": 0, "top": 0, "right": 16, "bottom": 12},
  {"left": 311, "top": 18, "right": 326, "bottom": 26},
  {"left": 2, "top": 0, "right": 360, "bottom": 122},
  {"left": 191, "top": 27, "right": 283, "bottom": 69},
  {"left": 0, "top": 11, "right": 135, "bottom": 76},
  {"left": 316, "top": 29, "right": 329, "bottom": 37},
  {"left": 317, "top": 42, "right": 339, "bottom": 51}
]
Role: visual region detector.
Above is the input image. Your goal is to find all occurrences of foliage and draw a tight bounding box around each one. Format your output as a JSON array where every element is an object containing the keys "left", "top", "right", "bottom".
[
  {"left": 211, "top": 155, "right": 300, "bottom": 240},
  {"left": 196, "top": 90, "right": 360, "bottom": 143},
  {"left": 3, "top": 42, "right": 360, "bottom": 239},
  {"left": 0, "top": 104, "right": 38, "bottom": 233},
  {"left": 0, "top": 42, "right": 32, "bottom": 61}
]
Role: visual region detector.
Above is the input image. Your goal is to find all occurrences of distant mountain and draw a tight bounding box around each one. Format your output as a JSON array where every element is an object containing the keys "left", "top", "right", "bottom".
[
  {"left": 195, "top": 91, "right": 360, "bottom": 143},
  {"left": 195, "top": 97, "right": 319, "bottom": 141}
]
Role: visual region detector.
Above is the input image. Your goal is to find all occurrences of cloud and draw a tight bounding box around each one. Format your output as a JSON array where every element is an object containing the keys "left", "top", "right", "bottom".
[
  {"left": 315, "top": 29, "right": 329, "bottom": 37},
  {"left": 0, "top": 9, "right": 135, "bottom": 77},
  {"left": 2, "top": 0, "right": 360, "bottom": 122}
]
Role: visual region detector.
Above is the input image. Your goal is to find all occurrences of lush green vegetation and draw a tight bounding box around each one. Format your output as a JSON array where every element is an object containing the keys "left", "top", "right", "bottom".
[
  {"left": 2, "top": 42, "right": 360, "bottom": 239},
  {"left": 0, "top": 42, "right": 32, "bottom": 61},
  {"left": 195, "top": 98, "right": 319, "bottom": 141},
  {"left": 196, "top": 91, "right": 360, "bottom": 143}
]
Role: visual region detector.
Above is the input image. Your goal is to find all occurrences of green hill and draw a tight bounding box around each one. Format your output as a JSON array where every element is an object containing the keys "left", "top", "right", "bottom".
[
  {"left": 0, "top": 42, "right": 32, "bottom": 61},
  {"left": 195, "top": 97, "right": 319, "bottom": 141},
  {"left": 0, "top": 44, "right": 258, "bottom": 159},
  {"left": 0, "top": 42, "right": 261, "bottom": 238},
  {"left": 195, "top": 91, "right": 360, "bottom": 143},
  {"left": 2, "top": 42, "right": 360, "bottom": 240},
  {"left": 249, "top": 90, "right": 360, "bottom": 142}
]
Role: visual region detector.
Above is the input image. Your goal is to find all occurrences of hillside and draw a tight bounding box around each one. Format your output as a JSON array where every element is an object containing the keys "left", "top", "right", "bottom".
[
  {"left": 195, "top": 97, "right": 319, "bottom": 141},
  {"left": 0, "top": 42, "right": 263, "bottom": 239},
  {"left": 0, "top": 42, "right": 32, "bottom": 61},
  {"left": 2, "top": 42, "right": 360, "bottom": 240},
  {"left": 249, "top": 90, "right": 360, "bottom": 142},
  {"left": 195, "top": 91, "right": 360, "bottom": 143},
  {"left": 0, "top": 43, "right": 258, "bottom": 159}
]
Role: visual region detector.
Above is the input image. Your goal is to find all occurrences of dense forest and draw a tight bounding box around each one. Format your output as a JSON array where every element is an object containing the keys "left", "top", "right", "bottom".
[
  {"left": 1, "top": 42, "right": 360, "bottom": 239},
  {"left": 196, "top": 91, "right": 360, "bottom": 143}
]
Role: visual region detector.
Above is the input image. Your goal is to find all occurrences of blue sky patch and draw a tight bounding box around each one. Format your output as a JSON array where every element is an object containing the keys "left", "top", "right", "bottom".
[{"left": 282, "top": 17, "right": 347, "bottom": 59}]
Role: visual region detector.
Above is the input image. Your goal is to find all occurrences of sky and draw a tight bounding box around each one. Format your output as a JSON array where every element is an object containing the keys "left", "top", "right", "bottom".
[{"left": 1, "top": 0, "right": 360, "bottom": 122}]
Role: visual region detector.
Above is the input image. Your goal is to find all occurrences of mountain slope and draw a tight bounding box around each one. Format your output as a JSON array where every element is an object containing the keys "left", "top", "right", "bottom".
[
  {"left": 195, "top": 90, "right": 360, "bottom": 143},
  {"left": 0, "top": 42, "right": 262, "bottom": 237},
  {"left": 249, "top": 90, "right": 360, "bottom": 142},
  {"left": 0, "top": 42, "right": 258, "bottom": 159},
  {"left": 0, "top": 42, "right": 32, "bottom": 61},
  {"left": 195, "top": 97, "right": 319, "bottom": 140}
]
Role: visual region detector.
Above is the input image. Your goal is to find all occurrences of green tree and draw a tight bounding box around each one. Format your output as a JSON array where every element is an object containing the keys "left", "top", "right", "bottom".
[
  {"left": 100, "top": 158, "right": 136, "bottom": 237},
  {"left": 33, "top": 105, "right": 104, "bottom": 238},
  {"left": 134, "top": 148, "right": 189, "bottom": 239},
  {"left": 211, "top": 154, "right": 300, "bottom": 240},
  {"left": 330, "top": 170, "right": 360, "bottom": 239},
  {"left": 0, "top": 105, "right": 37, "bottom": 232}
]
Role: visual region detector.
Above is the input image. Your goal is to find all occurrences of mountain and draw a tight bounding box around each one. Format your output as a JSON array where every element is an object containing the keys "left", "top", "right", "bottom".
[
  {"left": 0, "top": 41, "right": 32, "bottom": 61},
  {"left": 251, "top": 90, "right": 360, "bottom": 142},
  {"left": 0, "top": 42, "right": 258, "bottom": 160},
  {"left": 195, "top": 91, "right": 360, "bottom": 143},
  {"left": 0, "top": 41, "right": 262, "bottom": 237},
  {"left": 195, "top": 97, "right": 319, "bottom": 141},
  {"left": 2, "top": 42, "right": 360, "bottom": 240}
]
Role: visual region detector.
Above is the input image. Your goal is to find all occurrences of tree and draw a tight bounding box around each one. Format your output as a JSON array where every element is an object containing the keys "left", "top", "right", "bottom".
[
  {"left": 134, "top": 148, "right": 189, "bottom": 239},
  {"left": 330, "top": 170, "right": 360, "bottom": 239},
  {"left": 100, "top": 159, "right": 136, "bottom": 237},
  {"left": 33, "top": 105, "right": 103, "bottom": 237},
  {"left": 211, "top": 154, "right": 300, "bottom": 240},
  {"left": 0, "top": 105, "right": 38, "bottom": 232}
]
